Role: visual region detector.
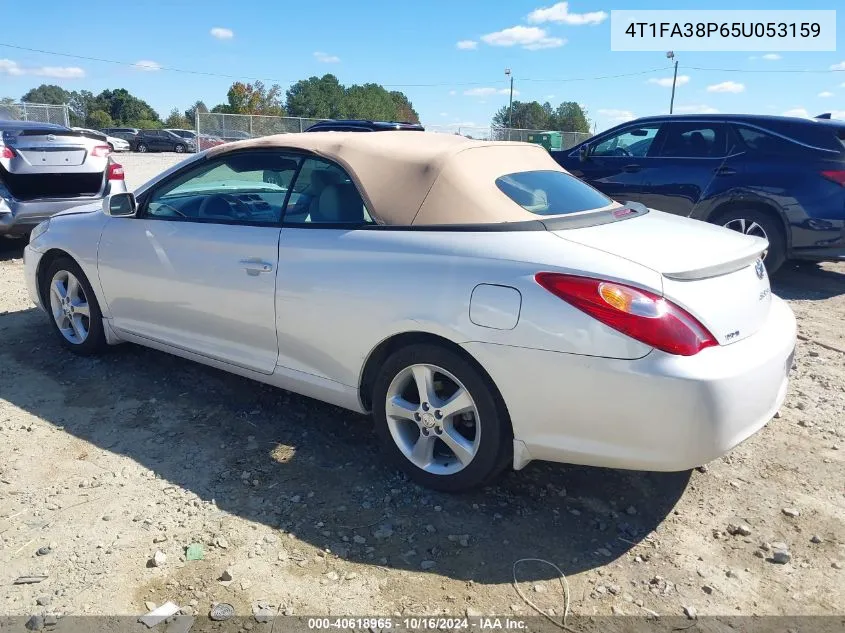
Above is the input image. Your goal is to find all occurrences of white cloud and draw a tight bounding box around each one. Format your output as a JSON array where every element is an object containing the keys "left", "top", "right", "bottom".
[
  {"left": 818, "top": 91, "right": 834, "bottom": 98},
  {"left": 456, "top": 40, "right": 478, "bottom": 50},
  {"left": 0, "top": 58, "right": 84, "bottom": 78},
  {"left": 707, "top": 81, "right": 745, "bottom": 93},
  {"left": 762, "top": 53, "right": 781, "bottom": 60},
  {"left": 463, "top": 87, "right": 519, "bottom": 97},
  {"left": 830, "top": 61, "right": 845, "bottom": 71},
  {"left": 210, "top": 27, "right": 234, "bottom": 40},
  {"left": 544, "top": 94, "right": 556, "bottom": 100},
  {"left": 783, "top": 107, "right": 810, "bottom": 118},
  {"left": 313, "top": 51, "right": 340, "bottom": 63},
  {"left": 829, "top": 110, "right": 845, "bottom": 119},
  {"left": 134, "top": 60, "right": 161, "bottom": 72},
  {"left": 527, "top": 2, "right": 608, "bottom": 25},
  {"left": 481, "top": 26, "right": 565, "bottom": 50},
  {"left": 440, "top": 112, "right": 449, "bottom": 117},
  {"left": 648, "top": 75, "right": 690, "bottom": 88},
  {"left": 448, "top": 90, "right": 457, "bottom": 96},
  {"left": 675, "top": 104, "right": 720, "bottom": 114},
  {"left": 598, "top": 108, "right": 635, "bottom": 123}
]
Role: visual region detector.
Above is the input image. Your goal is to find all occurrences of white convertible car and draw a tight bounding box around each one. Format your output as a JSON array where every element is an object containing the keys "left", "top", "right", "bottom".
[{"left": 23, "top": 132, "right": 796, "bottom": 491}]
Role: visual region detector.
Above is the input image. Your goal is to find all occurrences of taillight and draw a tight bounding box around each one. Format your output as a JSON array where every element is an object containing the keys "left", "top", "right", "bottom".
[
  {"left": 821, "top": 170, "right": 845, "bottom": 186},
  {"left": 108, "top": 163, "right": 124, "bottom": 180},
  {"left": 0, "top": 146, "right": 15, "bottom": 159},
  {"left": 535, "top": 273, "right": 718, "bottom": 356},
  {"left": 91, "top": 145, "right": 111, "bottom": 157}
]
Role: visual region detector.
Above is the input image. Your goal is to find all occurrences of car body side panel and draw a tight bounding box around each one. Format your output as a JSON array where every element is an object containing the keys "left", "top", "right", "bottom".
[
  {"left": 97, "top": 217, "right": 282, "bottom": 374},
  {"left": 273, "top": 228, "right": 658, "bottom": 391}
]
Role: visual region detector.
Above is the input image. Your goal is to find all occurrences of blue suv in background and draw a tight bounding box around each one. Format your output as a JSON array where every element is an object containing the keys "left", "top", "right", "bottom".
[{"left": 553, "top": 114, "right": 845, "bottom": 273}]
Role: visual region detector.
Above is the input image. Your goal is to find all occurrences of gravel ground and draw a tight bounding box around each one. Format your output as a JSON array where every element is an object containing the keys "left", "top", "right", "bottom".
[
  {"left": 116, "top": 152, "right": 189, "bottom": 191},
  {"left": 0, "top": 225, "right": 843, "bottom": 622}
]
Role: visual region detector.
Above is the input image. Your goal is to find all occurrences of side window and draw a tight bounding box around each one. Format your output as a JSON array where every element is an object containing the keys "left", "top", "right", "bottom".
[
  {"left": 735, "top": 126, "right": 801, "bottom": 155},
  {"left": 592, "top": 125, "right": 660, "bottom": 158},
  {"left": 657, "top": 122, "right": 728, "bottom": 158},
  {"left": 283, "top": 157, "right": 374, "bottom": 225},
  {"left": 145, "top": 152, "right": 301, "bottom": 224}
]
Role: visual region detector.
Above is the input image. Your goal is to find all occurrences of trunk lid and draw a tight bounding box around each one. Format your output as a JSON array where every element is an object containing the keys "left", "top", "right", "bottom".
[{"left": 552, "top": 209, "right": 772, "bottom": 345}]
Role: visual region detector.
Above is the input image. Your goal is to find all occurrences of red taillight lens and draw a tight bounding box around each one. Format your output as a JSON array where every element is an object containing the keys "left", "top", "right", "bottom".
[
  {"left": 107, "top": 163, "right": 124, "bottom": 180},
  {"left": 821, "top": 170, "right": 845, "bottom": 186},
  {"left": 535, "top": 273, "right": 718, "bottom": 356},
  {"left": 91, "top": 144, "right": 111, "bottom": 157},
  {"left": 1, "top": 146, "right": 15, "bottom": 159}
]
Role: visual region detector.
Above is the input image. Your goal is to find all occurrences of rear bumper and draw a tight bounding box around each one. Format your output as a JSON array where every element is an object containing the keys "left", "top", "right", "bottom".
[
  {"left": 464, "top": 295, "right": 797, "bottom": 472},
  {"left": 0, "top": 180, "right": 125, "bottom": 237}
]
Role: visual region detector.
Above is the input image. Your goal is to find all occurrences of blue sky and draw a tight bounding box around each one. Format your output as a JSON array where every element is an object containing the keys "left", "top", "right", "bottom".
[{"left": 0, "top": 0, "right": 843, "bottom": 133}]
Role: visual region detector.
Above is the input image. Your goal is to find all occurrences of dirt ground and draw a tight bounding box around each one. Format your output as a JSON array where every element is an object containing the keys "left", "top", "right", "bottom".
[{"left": 0, "top": 236, "right": 842, "bottom": 622}]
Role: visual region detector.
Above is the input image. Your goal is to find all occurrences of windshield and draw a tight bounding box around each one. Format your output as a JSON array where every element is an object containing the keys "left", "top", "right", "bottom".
[{"left": 495, "top": 170, "right": 613, "bottom": 216}]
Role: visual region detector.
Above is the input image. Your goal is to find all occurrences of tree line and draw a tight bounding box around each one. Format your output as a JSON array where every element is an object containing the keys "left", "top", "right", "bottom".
[
  {"left": 10, "top": 76, "right": 592, "bottom": 133},
  {"left": 14, "top": 76, "right": 421, "bottom": 130}
]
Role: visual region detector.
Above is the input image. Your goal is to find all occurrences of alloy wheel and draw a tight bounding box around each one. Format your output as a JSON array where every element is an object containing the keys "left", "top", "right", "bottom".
[
  {"left": 384, "top": 363, "right": 481, "bottom": 476},
  {"left": 49, "top": 270, "right": 90, "bottom": 344}
]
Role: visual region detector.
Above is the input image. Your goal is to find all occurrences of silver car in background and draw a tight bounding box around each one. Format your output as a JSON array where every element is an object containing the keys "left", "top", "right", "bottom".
[{"left": 0, "top": 121, "right": 127, "bottom": 239}]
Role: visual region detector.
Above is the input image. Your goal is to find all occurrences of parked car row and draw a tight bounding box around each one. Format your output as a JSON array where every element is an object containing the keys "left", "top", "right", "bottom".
[{"left": 553, "top": 113, "right": 845, "bottom": 273}]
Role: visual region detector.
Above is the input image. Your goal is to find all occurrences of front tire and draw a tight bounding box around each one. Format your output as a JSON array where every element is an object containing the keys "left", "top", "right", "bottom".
[
  {"left": 137, "top": 142, "right": 148, "bottom": 153},
  {"left": 43, "top": 257, "right": 107, "bottom": 355},
  {"left": 713, "top": 208, "right": 786, "bottom": 275},
  {"left": 372, "top": 344, "right": 511, "bottom": 492}
]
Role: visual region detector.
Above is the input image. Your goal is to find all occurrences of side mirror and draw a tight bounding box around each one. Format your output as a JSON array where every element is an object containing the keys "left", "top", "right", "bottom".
[
  {"left": 103, "top": 192, "right": 137, "bottom": 217},
  {"left": 579, "top": 143, "right": 590, "bottom": 162}
]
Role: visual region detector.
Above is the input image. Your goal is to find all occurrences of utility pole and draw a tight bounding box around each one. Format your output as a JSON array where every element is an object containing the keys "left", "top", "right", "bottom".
[
  {"left": 505, "top": 68, "right": 513, "bottom": 141},
  {"left": 667, "top": 51, "right": 678, "bottom": 114}
]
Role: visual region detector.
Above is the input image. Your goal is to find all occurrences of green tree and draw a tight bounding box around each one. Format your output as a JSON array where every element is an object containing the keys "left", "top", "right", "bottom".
[
  {"left": 285, "top": 74, "right": 345, "bottom": 119},
  {"left": 86, "top": 110, "right": 113, "bottom": 129},
  {"left": 94, "top": 89, "right": 159, "bottom": 126},
  {"left": 21, "top": 84, "right": 70, "bottom": 105},
  {"left": 343, "top": 83, "right": 396, "bottom": 120},
  {"left": 226, "top": 81, "right": 285, "bottom": 115},
  {"left": 551, "top": 102, "right": 590, "bottom": 134},
  {"left": 389, "top": 91, "right": 420, "bottom": 123},
  {"left": 491, "top": 99, "right": 591, "bottom": 133},
  {"left": 164, "top": 107, "right": 192, "bottom": 129},
  {"left": 184, "top": 100, "right": 208, "bottom": 124}
]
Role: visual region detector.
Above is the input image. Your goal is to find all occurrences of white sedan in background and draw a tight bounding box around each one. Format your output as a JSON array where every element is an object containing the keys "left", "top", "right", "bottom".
[
  {"left": 72, "top": 127, "right": 130, "bottom": 152},
  {"left": 23, "top": 132, "right": 796, "bottom": 491}
]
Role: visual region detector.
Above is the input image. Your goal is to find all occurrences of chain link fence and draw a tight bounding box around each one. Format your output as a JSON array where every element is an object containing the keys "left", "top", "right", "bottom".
[
  {"left": 197, "top": 113, "right": 590, "bottom": 150},
  {"left": 0, "top": 102, "right": 70, "bottom": 126}
]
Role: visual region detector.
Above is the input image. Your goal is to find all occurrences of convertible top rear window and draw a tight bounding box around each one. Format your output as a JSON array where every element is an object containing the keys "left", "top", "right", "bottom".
[{"left": 495, "top": 170, "right": 613, "bottom": 216}]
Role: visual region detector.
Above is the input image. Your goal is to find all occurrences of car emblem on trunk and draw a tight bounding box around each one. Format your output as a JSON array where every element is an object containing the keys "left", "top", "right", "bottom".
[
  {"left": 46, "top": 134, "right": 56, "bottom": 141},
  {"left": 755, "top": 259, "right": 766, "bottom": 279}
]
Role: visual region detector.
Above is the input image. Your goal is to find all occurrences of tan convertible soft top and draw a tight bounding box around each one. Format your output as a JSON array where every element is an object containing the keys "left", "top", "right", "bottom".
[{"left": 207, "top": 131, "right": 568, "bottom": 225}]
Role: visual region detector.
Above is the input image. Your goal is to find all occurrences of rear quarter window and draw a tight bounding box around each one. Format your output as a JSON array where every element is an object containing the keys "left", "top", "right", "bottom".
[
  {"left": 495, "top": 170, "right": 613, "bottom": 216},
  {"left": 735, "top": 126, "right": 804, "bottom": 155}
]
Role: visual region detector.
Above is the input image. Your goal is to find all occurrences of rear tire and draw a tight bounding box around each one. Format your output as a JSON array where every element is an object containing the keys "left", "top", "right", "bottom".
[
  {"left": 713, "top": 208, "right": 786, "bottom": 275},
  {"left": 42, "top": 257, "right": 107, "bottom": 356},
  {"left": 372, "top": 344, "right": 511, "bottom": 492}
]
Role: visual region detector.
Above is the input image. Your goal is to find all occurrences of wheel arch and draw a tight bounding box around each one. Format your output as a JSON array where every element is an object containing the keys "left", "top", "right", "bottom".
[
  {"left": 358, "top": 331, "right": 511, "bottom": 430},
  {"left": 36, "top": 248, "right": 76, "bottom": 307},
  {"left": 706, "top": 199, "right": 792, "bottom": 253}
]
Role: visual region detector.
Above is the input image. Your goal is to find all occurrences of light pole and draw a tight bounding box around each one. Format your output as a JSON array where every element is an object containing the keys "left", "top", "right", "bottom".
[
  {"left": 505, "top": 68, "right": 513, "bottom": 141},
  {"left": 666, "top": 51, "right": 678, "bottom": 114}
]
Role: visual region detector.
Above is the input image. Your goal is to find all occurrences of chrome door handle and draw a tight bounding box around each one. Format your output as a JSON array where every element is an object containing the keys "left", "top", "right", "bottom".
[{"left": 239, "top": 258, "right": 274, "bottom": 275}]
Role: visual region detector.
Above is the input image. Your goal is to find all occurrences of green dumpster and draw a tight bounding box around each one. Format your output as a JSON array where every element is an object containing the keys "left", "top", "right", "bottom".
[{"left": 525, "top": 132, "right": 563, "bottom": 151}]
